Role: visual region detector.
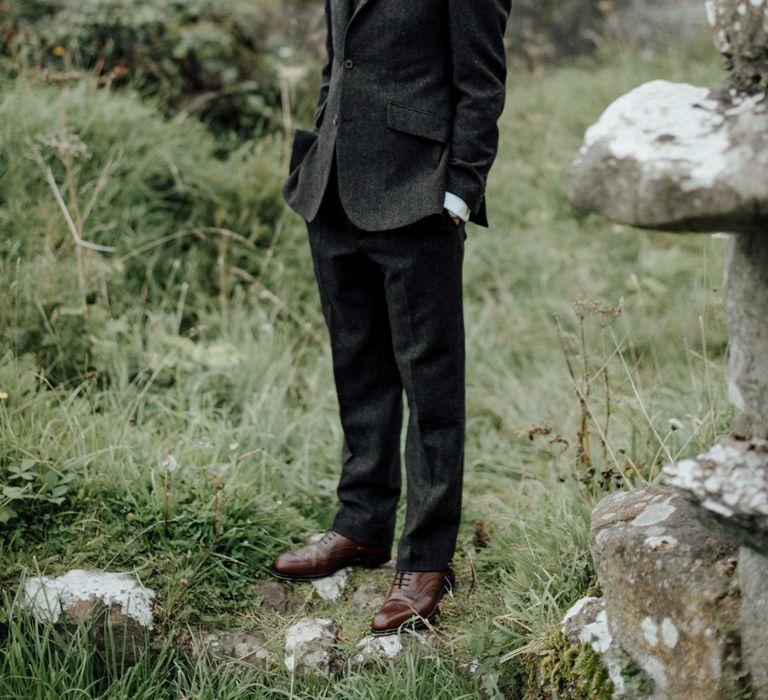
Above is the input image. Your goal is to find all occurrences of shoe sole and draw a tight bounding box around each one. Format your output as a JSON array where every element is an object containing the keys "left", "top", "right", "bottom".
[{"left": 269, "top": 555, "right": 391, "bottom": 582}]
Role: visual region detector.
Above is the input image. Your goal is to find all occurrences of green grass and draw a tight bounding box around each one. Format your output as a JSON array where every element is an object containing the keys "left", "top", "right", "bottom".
[{"left": 0, "top": 41, "right": 729, "bottom": 698}]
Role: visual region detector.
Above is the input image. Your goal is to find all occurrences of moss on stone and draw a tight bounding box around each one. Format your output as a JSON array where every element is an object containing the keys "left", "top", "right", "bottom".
[
  {"left": 619, "top": 658, "right": 653, "bottom": 696},
  {"left": 523, "top": 630, "right": 613, "bottom": 700}
]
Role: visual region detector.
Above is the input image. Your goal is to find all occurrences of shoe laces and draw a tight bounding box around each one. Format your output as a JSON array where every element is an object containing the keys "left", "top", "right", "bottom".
[
  {"left": 319, "top": 531, "right": 339, "bottom": 545},
  {"left": 394, "top": 570, "right": 413, "bottom": 588}
]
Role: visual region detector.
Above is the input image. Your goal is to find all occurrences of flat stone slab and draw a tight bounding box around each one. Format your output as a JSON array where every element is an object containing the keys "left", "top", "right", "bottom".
[
  {"left": 568, "top": 79, "right": 768, "bottom": 233},
  {"left": 663, "top": 438, "right": 768, "bottom": 553},
  {"left": 21, "top": 569, "right": 155, "bottom": 628}
]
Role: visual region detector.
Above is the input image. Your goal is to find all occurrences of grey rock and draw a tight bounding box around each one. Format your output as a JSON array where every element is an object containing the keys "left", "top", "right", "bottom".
[
  {"left": 568, "top": 80, "right": 768, "bottom": 234},
  {"left": 351, "top": 584, "right": 385, "bottom": 613},
  {"left": 663, "top": 437, "right": 768, "bottom": 551},
  {"left": 256, "top": 581, "right": 302, "bottom": 614},
  {"left": 20, "top": 569, "right": 155, "bottom": 627},
  {"left": 351, "top": 631, "right": 434, "bottom": 668},
  {"left": 591, "top": 486, "right": 740, "bottom": 699},
  {"left": 311, "top": 568, "right": 348, "bottom": 602},
  {"left": 707, "top": 0, "right": 768, "bottom": 91},
  {"left": 739, "top": 546, "right": 768, "bottom": 698},
  {"left": 352, "top": 634, "right": 405, "bottom": 666},
  {"left": 20, "top": 569, "right": 155, "bottom": 666},
  {"left": 197, "top": 629, "right": 271, "bottom": 669},
  {"left": 562, "top": 596, "right": 654, "bottom": 699},
  {"left": 284, "top": 618, "right": 337, "bottom": 675}
]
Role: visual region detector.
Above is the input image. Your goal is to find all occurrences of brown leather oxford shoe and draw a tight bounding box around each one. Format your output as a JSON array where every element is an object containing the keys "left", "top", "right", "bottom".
[
  {"left": 269, "top": 530, "right": 391, "bottom": 581},
  {"left": 371, "top": 569, "right": 454, "bottom": 636}
]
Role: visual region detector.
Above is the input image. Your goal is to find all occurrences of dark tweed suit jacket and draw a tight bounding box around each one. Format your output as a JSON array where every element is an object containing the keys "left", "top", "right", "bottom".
[{"left": 283, "top": 0, "right": 511, "bottom": 231}]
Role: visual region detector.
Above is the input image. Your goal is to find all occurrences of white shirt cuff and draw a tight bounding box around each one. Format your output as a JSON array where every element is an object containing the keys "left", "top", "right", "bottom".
[{"left": 443, "top": 192, "right": 470, "bottom": 222}]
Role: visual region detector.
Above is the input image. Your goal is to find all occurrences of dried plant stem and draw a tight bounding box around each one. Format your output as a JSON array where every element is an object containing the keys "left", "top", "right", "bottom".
[
  {"left": 601, "top": 330, "right": 612, "bottom": 467},
  {"left": 571, "top": 381, "right": 637, "bottom": 487},
  {"left": 32, "top": 151, "right": 116, "bottom": 254},
  {"left": 29, "top": 146, "right": 116, "bottom": 320},
  {"left": 163, "top": 472, "right": 170, "bottom": 537},
  {"left": 230, "top": 266, "right": 323, "bottom": 345},
  {"left": 555, "top": 314, "right": 639, "bottom": 487},
  {"left": 280, "top": 75, "right": 294, "bottom": 166},
  {"left": 175, "top": 282, "right": 189, "bottom": 335},
  {"left": 554, "top": 315, "right": 591, "bottom": 470},
  {"left": 610, "top": 327, "right": 675, "bottom": 466},
  {"left": 578, "top": 316, "right": 592, "bottom": 468},
  {"left": 216, "top": 235, "right": 230, "bottom": 324}
]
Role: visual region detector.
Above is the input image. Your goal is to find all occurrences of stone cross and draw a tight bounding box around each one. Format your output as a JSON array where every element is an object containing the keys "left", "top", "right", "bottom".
[{"left": 568, "top": 2, "right": 768, "bottom": 697}]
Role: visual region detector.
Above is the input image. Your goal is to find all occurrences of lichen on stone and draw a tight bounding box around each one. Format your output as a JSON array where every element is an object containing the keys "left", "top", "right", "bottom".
[{"left": 663, "top": 438, "right": 768, "bottom": 552}]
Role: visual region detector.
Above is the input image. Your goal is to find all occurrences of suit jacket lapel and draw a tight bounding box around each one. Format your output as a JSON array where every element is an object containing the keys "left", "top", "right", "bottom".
[
  {"left": 331, "top": 0, "right": 377, "bottom": 56},
  {"left": 335, "top": 0, "right": 376, "bottom": 35},
  {"left": 332, "top": 0, "right": 352, "bottom": 40},
  {"left": 350, "top": 0, "right": 376, "bottom": 22}
]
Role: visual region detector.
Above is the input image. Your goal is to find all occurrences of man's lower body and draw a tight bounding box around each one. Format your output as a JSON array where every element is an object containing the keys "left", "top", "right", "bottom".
[{"left": 272, "top": 161, "right": 466, "bottom": 634}]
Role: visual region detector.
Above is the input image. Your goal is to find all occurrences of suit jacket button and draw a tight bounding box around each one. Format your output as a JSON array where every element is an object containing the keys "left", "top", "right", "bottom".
[
  {"left": 344, "top": 59, "right": 354, "bottom": 69},
  {"left": 332, "top": 115, "right": 338, "bottom": 126}
]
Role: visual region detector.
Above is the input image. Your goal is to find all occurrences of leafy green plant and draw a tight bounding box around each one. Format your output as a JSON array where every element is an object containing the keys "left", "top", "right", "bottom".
[
  {"left": 0, "top": 458, "right": 77, "bottom": 524},
  {"left": 0, "top": 353, "right": 84, "bottom": 523}
]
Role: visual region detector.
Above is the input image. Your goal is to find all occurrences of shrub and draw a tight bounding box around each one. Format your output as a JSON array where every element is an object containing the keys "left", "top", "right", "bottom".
[
  {"left": 0, "top": 0, "right": 318, "bottom": 135},
  {"left": 508, "top": 0, "right": 614, "bottom": 64},
  {"left": 0, "top": 76, "right": 287, "bottom": 382}
]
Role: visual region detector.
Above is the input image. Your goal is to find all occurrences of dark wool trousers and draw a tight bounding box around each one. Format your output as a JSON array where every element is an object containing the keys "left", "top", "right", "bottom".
[{"left": 307, "top": 165, "right": 466, "bottom": 572}]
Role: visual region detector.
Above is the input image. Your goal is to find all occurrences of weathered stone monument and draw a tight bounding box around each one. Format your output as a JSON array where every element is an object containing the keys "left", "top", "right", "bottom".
[{"left": 565, "top": 1, "right": 768, "bottom": 697}]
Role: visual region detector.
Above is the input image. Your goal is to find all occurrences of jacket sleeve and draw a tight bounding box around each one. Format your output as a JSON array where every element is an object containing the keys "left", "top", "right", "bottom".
[
  {"left": 313, "top": 0, "right": 334, "bottom": 131},
  {"left": 447, "top": 0, "right": 511, "bottom": 214}
]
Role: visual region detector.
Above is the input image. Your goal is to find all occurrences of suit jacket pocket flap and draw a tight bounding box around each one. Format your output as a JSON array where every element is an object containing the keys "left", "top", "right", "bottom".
[
  {"left": 289, "top": 129, "right": 318, "bottom": 173},
  {"left": 386, "top": 102, "right": 451, "bottom": 144}
]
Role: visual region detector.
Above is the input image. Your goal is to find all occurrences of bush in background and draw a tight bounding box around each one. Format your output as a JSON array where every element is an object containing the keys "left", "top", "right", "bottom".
[
  {"left": 508, "top": 0, "right": 613, "bottom": 64},
  {"left": 0, "top": 75, "right": 289, "bottom": 383},
  {"left": 508, "top": 0, "right": 708, "bottom": 64},
  {"left": 0, "top": 0, "right": 320, "bottom": 135}
]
